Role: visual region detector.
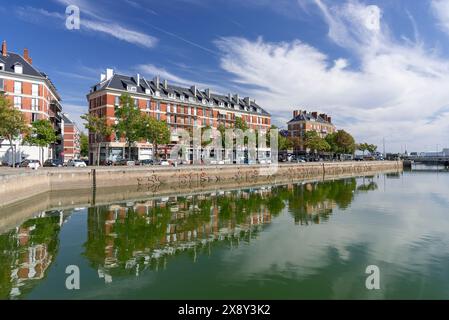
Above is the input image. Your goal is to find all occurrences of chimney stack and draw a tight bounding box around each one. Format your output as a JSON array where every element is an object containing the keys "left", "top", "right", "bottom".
[
  {"left": 1, "top": 40, "right": 7, "bottom": 57},
  {"left": 244, "top": 97, "right": 251, "bottom": 106},
  {"left": 154, "top": 75, "right": 160, "bottom": 89},
  {"left": 164, "top": 79, "right": 168, "bottom": 89},
  {"left": 136, "top": 73, "right": 140, "bottom": 87},
  {"left": 293, "top": 110, "right": 302, "bottom": 118},
  {"left": 100, "top": 73, "right": 106, "bottom": 81},
  {"left": 234, "top": 94, "right": 240, "bottom": 103},
  {"left": 23, "top": 48, "right": 32, "bottom": 64},
  {"left": 205, "top": 88, "right": 211, "bottom": 99},
  {"left": 191, "top": 85, "right": 197, "bottom": 97},
  {"left": 328, "top": 117, "right": 332, "bottom": 123},
  {"left": 106, "top": 68, "right": 114, "bottom": 80},
  {"left": 312, "top": 112, "right": 318, "bottom": 119}
]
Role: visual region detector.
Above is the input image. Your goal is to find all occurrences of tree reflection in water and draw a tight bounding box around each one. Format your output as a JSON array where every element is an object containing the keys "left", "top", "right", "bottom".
[
  {"left": 0, "top": 177, "right": 378, "bottom": 292},
  {"left": 0, "top": 211, "right": 65, "bottom": 299},
  {"left": 82, "top": 177, "right": 377, "bottom": 282}
]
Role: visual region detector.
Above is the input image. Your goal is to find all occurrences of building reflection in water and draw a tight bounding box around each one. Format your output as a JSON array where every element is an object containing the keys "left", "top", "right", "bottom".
[
  {"left": 0, "top": 211, "right": 67, "bottom": 299},
  {"left": 83, "top": 177, "right": 377, "bottom": 283},
  {"left": 0, "top": 176, "right": 378, "bottom": 295}
]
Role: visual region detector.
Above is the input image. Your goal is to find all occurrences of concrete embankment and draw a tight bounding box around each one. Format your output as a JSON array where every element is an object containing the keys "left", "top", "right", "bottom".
[{"left": 0, "top": 161, "right": 402, "bottom": 208}]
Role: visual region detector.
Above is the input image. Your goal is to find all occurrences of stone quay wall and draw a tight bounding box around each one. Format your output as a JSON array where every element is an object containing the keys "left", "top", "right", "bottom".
[{"left": 0, "top": 161, "right": 403, "bottom": 208}]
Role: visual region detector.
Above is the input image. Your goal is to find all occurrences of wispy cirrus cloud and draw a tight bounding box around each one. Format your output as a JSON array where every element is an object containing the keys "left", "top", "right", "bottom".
[
  {"left": 15, "top": 3, "right": 157, "bottom": 49},
  {"left": 213, "top": 0, "right": 449, "bottom": 152}
]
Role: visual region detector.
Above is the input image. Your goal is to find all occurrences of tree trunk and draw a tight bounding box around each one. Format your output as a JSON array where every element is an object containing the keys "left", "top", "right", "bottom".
[
  {"left": 9, "top": 138, "right": 15, "bottom": 168},
  {"left": 97, "top": 142, "right": 101, "bottom": 166}
]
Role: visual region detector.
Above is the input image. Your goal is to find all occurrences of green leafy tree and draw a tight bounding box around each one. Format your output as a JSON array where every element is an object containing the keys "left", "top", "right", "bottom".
[
  {"left": 23, "top": 119, "right": 57, "bottom": 165},
  {"left": 367, "top": 144, "right": 378, "bottom": 155},
  {"left": 234, "top": 116, "right": 249, "bottom": 131},
  {"left": 140, "top": 115, "right": 171, "bottom": 160},
  {"left": 358, "top": 143, "right": 369, "bottom": 156},
  {"left": 0, "top": 94, "right": 29, "bottom": 167},
  {"left": 201, "top": 125, "right": 212, "bottom": 147},
  {"left": 115, "top": 94, "right": 142, "bottom": 160},
  {"left": 334, "top": 130, "right": 356, "bottom": 155},
  {"left": 80, "top": 132, "right": 89, "bottom": 158},
  {"left": 81, "top": 113, "right": 113, "bottom": 165},
  {"left": 326, "top": 130, "right": 356, "bottom": 157},
  {"left": 305, "top": 131, "right": 330, "bottom": 155}
]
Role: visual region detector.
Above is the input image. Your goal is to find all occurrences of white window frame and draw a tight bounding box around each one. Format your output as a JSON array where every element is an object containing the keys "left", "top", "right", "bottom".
[
  {"left": 31, "top": 98, "right": 38, "bottom": 111},
  {"left": 14, "top": 81, "right": 22, "bottom": 94},
  {"left": 14, "top": 64, "right": 23, "bottom": 74},
  {"left": 32, "top": 84, "right": 39, "bottom": 97},
  {"left": 14, "top": 96, "right": 22, "bottom": 109}
]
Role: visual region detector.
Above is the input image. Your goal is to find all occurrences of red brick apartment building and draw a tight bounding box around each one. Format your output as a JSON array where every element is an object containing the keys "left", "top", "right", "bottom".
[
  {"left": 0, "top": 40, "right": 63, "bottom": 164},
  {"left": 86, "top": 69, "right": 271, "bottom": 164},
  {"left": 62, "top": 113, "right": 81, "bottom": 162},
  {"left": 287, "top": 110, "right": 336, "bottom": 152}
]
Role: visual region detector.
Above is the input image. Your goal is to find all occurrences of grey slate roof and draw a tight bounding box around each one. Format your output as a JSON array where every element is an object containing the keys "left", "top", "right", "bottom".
[
  {"left": 0, "top": 52, "right": 61, "bottom": 100},
  {"left": 288, "top": 112, "right": 332, "bottom": 124},
  {"left": 91, "top": 73, "right": 270, "bottom": 116},
  {"left": 0, "top": 52, "right": 42, "bottom": 77}
]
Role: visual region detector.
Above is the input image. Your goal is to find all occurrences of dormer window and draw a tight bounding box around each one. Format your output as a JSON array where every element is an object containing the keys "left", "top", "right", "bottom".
[
  {"left": 155, "top": 90, "right": 160, "bottom": 97},
  {"left": 189, "top": 96, "right": 195, "bottom": 102},
  {"left": 14, "top": 63, "right": 23, "bottom": 74},
  {"left": 219, "top": 102, "right": 224, "bottom": 107},
  {"left": 168, "top": 93, "right": 175, "bottom": 99},
  {"left": 180, "top": 95, "right": 185, "bottom": 101},
  {"left": 202, "top": 99, "right": 207, "bottom": 105},
  {"left": 127, "top": 85, "right": 137, "bottom": 92},
  {"left": 145, "top": 88, "right": 152, "bottom": 95}
]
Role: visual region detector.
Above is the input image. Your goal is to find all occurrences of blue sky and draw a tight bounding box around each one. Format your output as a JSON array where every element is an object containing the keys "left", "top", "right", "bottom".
[{"left": 2, "top": 0, "right": 449, "bottom": 152}]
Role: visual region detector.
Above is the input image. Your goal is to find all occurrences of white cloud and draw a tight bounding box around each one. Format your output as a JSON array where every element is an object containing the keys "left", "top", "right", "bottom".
[
  {"left": 82, "top": 20, "right": 157, "bottom": 48},
  {"left": 214, "top": 0, "right": 449, "bottom": 152},
  {"left": 16, "top": 5, "right": 157, "bottom": 49},
  {"left": 431, "top": 0, "right": 449, "bottom": 35}
]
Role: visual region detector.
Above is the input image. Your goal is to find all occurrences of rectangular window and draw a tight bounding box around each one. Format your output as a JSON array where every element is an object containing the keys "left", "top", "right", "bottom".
[
  {"left": 14, "top": 96, "right": 22, "bottom": 108},
  {"left": 14, "top": 81, "right": 22, "bottom": 94},
  {"left": 32, "top": 84, "right": 39, "bottom": 96},
  {"left": 157, "top": 113, "right": 161, "bottom": 121},
  {"left": 115, "top": 96, "right": 120, "bottom": 106},
  {"left": 31, "top": 98, "right": 38, "bottom": 111},
  {"left": 31, "top": 113, "right": 39, "bottom": 122},
  {"left": 134, "top": 99, "right": 139, "bottom": 107},
  {"left": 173, "top": 105, "right": 177, "bottom": 113},
  {"left": 167, "top": 104, "right": 171, "bottom": 113},
  {"left": 156, "top": 102, "right": 160, "bottom": 111},
  {"left": 146, "top": 100, "right": 151, "bottom": 110}
]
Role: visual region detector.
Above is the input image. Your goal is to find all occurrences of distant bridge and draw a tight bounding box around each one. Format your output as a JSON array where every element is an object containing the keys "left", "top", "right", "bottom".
[{"left": 404, "top": 156, "right": 449, "bottom": 167}]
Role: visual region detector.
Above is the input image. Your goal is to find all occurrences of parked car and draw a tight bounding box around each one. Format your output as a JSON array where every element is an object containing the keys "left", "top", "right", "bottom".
[
  {"left": 67, "top": 159, "right": 87, "bottom": 167},
  {"left": 19, "top": 159, "right": 41, "bottom": 169},
  {"left": 43, "top": 159, "right": 63, "bottom": 167},
  {"left": 140, "top": 159, "right": 154, "bottom": 166},
  {"left": 158, "top": 159, "right": 170, "bottom": 166}
]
